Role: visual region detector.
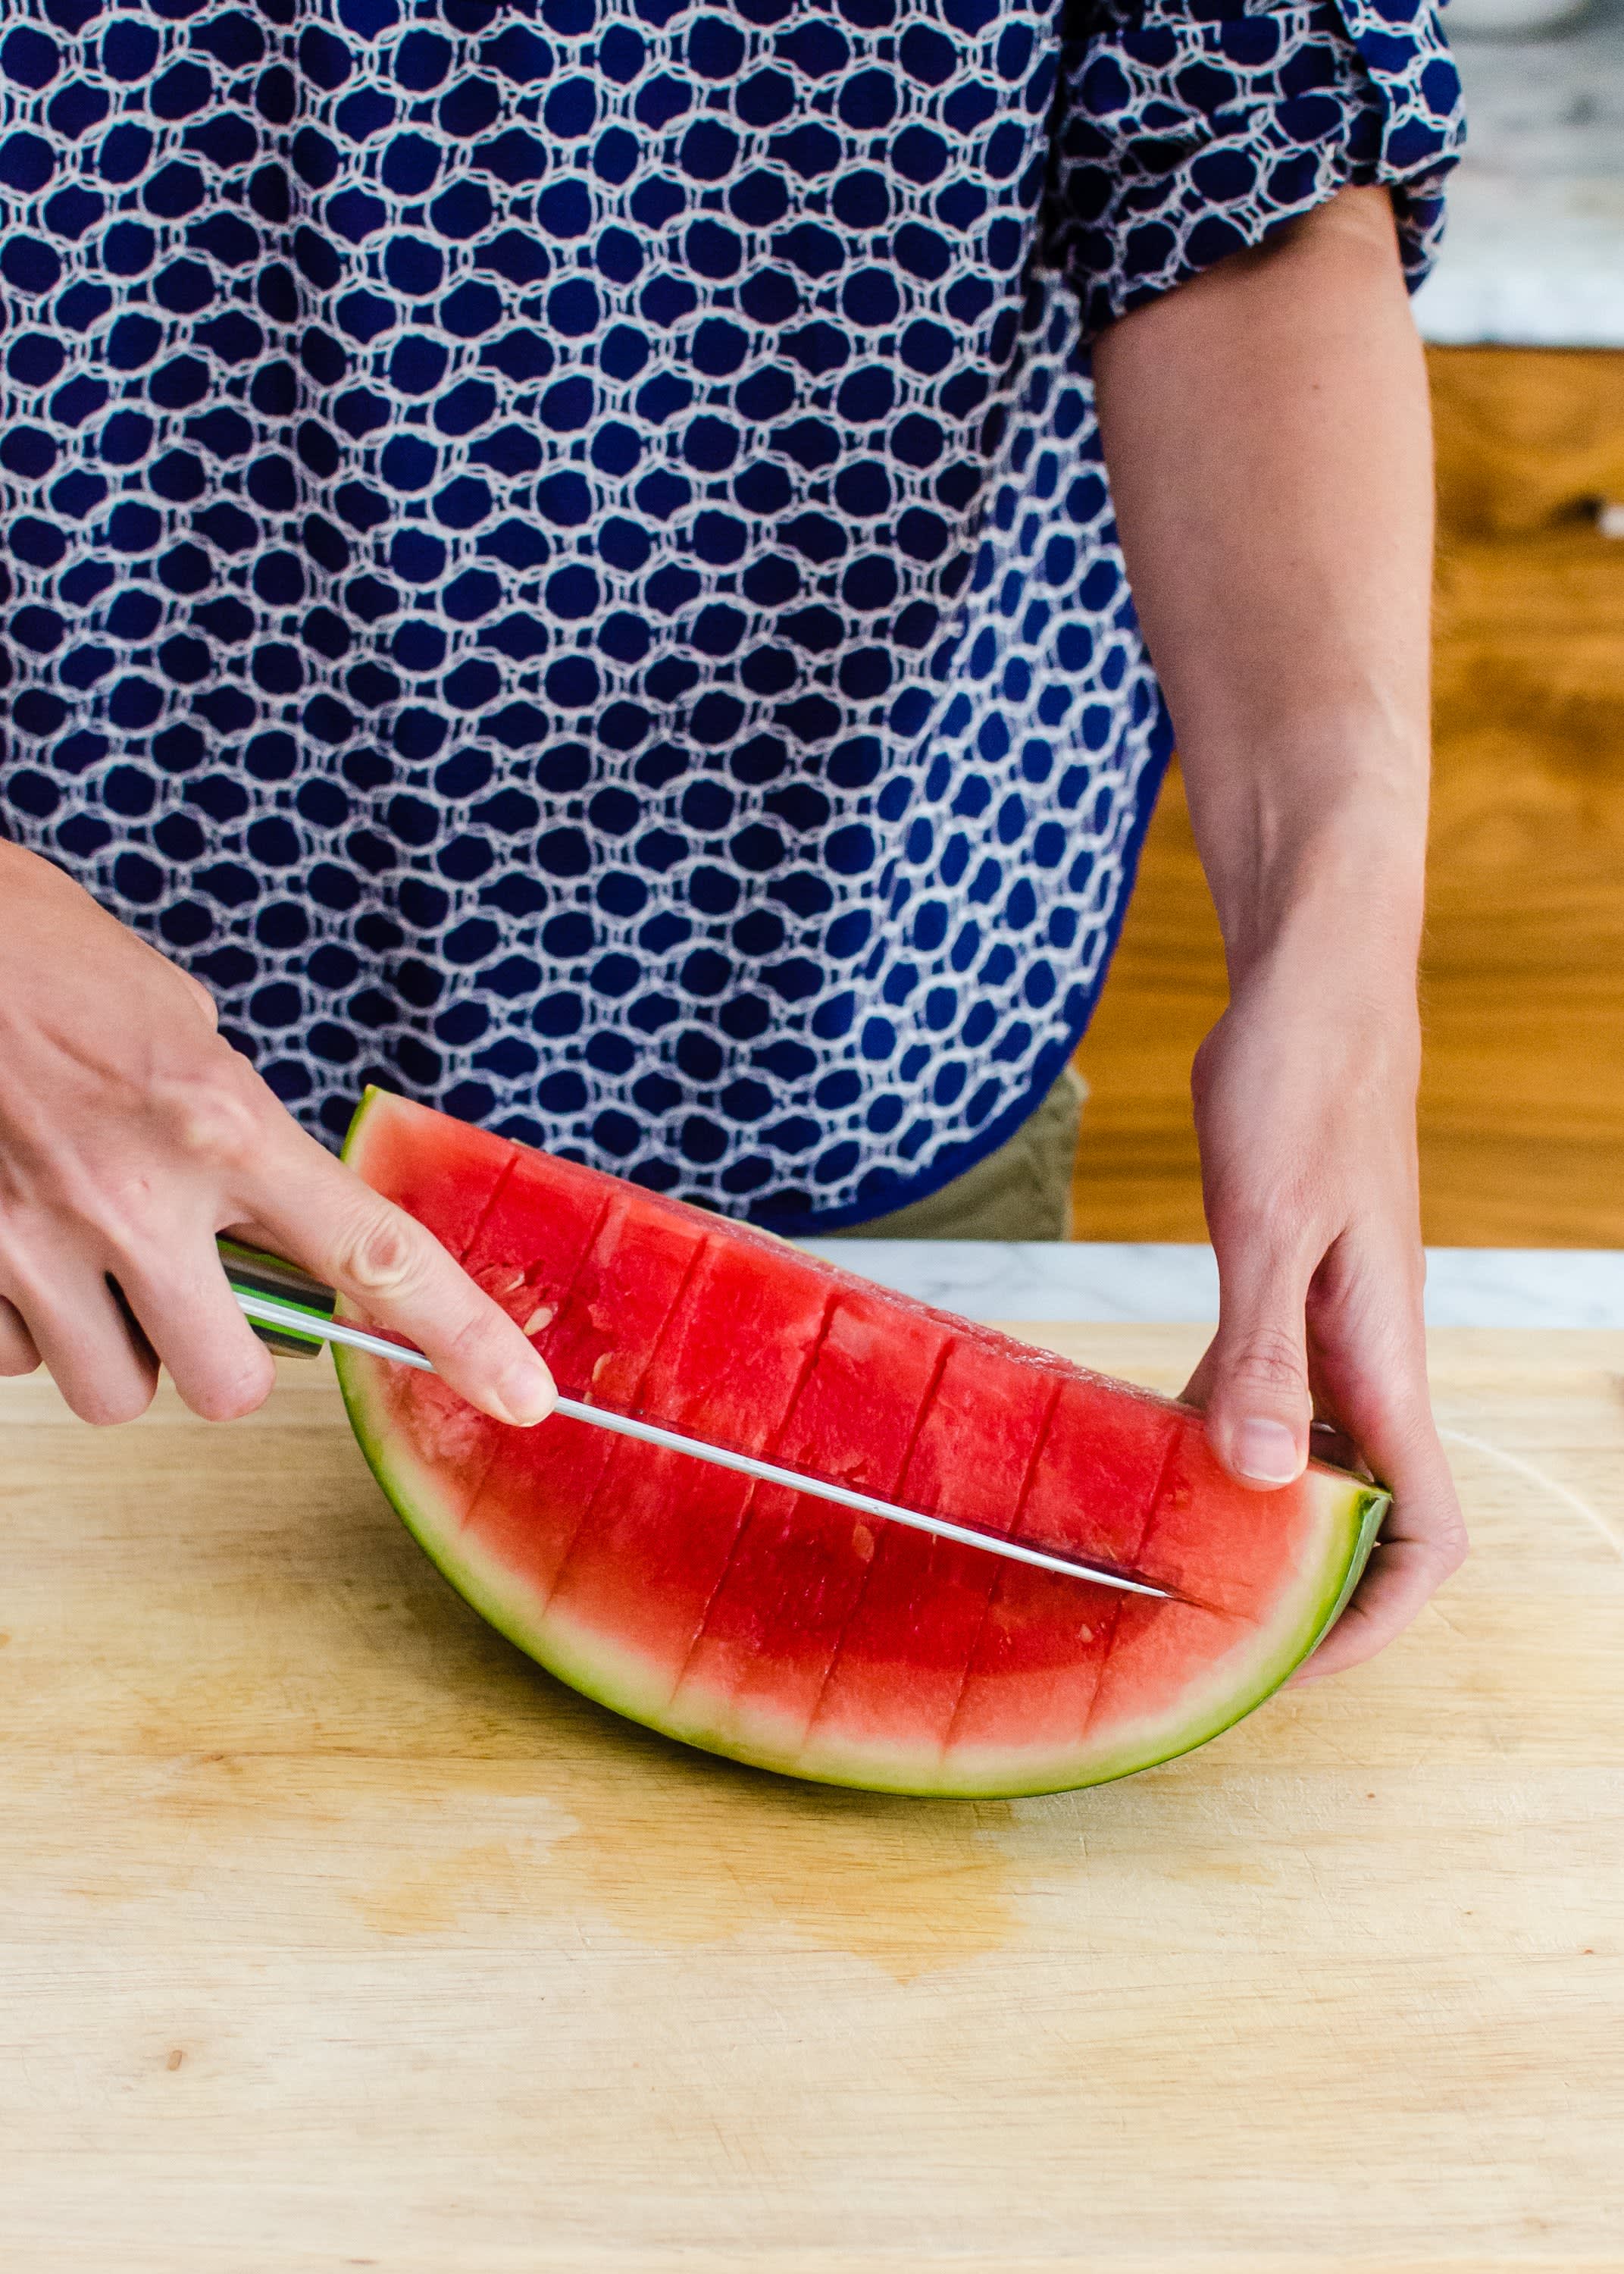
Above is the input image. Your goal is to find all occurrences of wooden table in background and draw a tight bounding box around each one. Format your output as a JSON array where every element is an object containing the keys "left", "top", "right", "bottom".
[
  {"left": 4, "top": 1330, "right": 1621, "bottom": 2270},
  {"left": 1073, "top": 345, "right": 1624, "bottom": 1248}
]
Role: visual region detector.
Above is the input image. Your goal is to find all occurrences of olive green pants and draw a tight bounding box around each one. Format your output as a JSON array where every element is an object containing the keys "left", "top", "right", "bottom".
[{"left": 825, "top": 1065, "right": 1086, "bottom": 1242}]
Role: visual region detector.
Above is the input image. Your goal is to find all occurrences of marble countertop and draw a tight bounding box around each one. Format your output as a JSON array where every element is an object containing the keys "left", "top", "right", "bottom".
[
  {"left": 799, "top": 1241, "right": 1624, "bottom": 1327},
  {"left": 1413, "top": 0, "right": 1624, "bottom": 347}
]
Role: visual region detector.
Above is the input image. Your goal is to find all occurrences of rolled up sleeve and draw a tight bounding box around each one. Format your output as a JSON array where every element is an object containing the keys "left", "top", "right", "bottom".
[{"left": 1048, "top": 0, "right": 1466, "bottom": 340}]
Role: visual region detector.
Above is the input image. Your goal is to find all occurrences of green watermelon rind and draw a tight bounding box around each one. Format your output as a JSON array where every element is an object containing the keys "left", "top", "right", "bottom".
[
  {"left": 339, "top": 1364, "right": 1382, "bottom": 1792},
  {"left": 333, "top": 1085, "right": 1388, "bottom": 1796},
  {"left": 581, "top": 1468, "right": 1385, "bottom": 1796},
  {"left": 336, "top": 1353, "right": 1385, "bottom": 1796},
  {"left": 1311, "top": 1485, "right": 1387, "bottom": 1651}
]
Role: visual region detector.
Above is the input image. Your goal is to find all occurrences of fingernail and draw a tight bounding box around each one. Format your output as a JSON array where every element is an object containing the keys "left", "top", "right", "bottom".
[
  {"left": 499, "top": 1361, "right": 555, "bottom": 1427},
  {"left": 1234, "top": 1418, "right": 1301, "bottom": 1485}
]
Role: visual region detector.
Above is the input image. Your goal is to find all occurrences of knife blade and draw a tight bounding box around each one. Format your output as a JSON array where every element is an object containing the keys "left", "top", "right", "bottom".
[{"left": 217, "top": 1240, "right": 1175, "bottom": 1602}]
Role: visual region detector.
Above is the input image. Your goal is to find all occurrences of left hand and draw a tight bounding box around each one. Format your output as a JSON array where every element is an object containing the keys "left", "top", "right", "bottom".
[
  {"left": 1088, "top": 182, "right": 1466, "bottom": 1675},
  {"left": 1179, "top": 944, "right": 1467, "bottom": 1681}
]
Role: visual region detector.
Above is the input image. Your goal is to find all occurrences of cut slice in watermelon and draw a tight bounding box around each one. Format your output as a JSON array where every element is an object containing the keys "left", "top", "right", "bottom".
[{"left": 333, "top": 1089, "right": 1385, "bottom": 1799}]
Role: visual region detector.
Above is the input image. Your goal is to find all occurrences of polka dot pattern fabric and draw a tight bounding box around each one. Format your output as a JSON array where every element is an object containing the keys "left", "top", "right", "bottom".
[
  {"left": 1, "top": 0, "right": 1461, "bottom": 1226},
  {"left": 1056, "top": 0, "right": 1461, "bottom": 337}
]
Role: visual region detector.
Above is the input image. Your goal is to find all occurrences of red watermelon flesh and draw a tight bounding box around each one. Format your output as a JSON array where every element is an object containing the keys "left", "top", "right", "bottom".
[
  {"left": 668, "top": 1289, "right": 952, "bottom": 1765},
  {"left": 796, "top": 1345, "right": 1060, "bottom": 1788},
  {"left": 461, "top": 1190, "right": 704, "bottom": 1605},
  {"left": 543, "top": 1233, "right": 833, "bottom": 1725},
  {"left": 333, "top": 1089, "right": 1385, "bottom": 1798}
]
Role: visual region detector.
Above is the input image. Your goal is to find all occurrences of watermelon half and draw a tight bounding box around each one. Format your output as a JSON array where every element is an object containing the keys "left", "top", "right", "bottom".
[{"left": 333, "top": 1088, "right": 1385, "bottom": 1799}]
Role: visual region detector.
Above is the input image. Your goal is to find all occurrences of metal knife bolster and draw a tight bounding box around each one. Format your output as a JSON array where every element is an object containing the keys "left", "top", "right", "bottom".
[{"left": 218, "top": 1239, "right": 1175, "bottom": 1602}]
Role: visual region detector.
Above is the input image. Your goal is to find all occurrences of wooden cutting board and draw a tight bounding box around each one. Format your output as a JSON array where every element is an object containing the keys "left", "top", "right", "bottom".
[{"left": 3, "top": 1325, "right": 1621, "bottom": 2272}]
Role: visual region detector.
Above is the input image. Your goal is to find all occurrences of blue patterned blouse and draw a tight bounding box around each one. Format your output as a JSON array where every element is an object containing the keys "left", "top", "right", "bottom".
[{"left": 1, "top": 0, "right": 1462, "bottom": 1226}]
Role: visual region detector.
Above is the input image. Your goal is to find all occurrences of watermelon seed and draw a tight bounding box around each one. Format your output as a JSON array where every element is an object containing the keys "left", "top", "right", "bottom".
[{"left": 523, "top": 1304, "right": 555, "bottom": 1336}]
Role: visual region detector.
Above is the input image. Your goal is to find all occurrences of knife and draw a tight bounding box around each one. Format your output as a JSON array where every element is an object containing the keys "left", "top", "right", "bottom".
[{"left": 217, "top": 1239, "right": 1174, "bottom": 1602}]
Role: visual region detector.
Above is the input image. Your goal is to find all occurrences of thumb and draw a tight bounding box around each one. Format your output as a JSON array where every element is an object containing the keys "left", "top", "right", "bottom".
[{"left": 1197, "top": 1245, "right": 1315, "bottom": 1491}]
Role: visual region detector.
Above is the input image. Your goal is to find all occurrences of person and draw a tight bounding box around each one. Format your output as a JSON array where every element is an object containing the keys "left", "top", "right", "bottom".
[{"left": 0, "top": 0, "right": 1467, "bottom": 1677}]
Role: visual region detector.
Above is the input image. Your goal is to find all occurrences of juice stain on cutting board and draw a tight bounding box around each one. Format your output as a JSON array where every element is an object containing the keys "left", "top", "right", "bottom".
[{"left": 352, "top": 1693, "right": 1024, "bottom": 1981}]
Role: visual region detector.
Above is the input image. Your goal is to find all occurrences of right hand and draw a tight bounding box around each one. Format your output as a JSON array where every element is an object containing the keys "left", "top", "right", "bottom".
[{"left": 0, "top": 843, "right": 557, "bottom": 1429}]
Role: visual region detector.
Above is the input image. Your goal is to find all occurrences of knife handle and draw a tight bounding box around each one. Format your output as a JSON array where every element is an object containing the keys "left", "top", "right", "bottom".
[{"left": 217, "top": 1238, "right": 336, "bottom": 1358}]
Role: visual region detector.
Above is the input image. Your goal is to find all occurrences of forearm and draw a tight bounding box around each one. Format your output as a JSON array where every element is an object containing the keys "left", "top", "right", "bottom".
[
  {"left": 1091, "top": 186, "right": 1432, "bottom": 990},
  {"left": 1086, "top": 189, "right": 1468, "bottom": 1665}
]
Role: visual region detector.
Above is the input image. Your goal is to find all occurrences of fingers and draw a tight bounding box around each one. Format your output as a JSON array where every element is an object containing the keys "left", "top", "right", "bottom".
[
  {"left": 1, "top": 1251, "right": 161, "bottom": 1425},
  {"left": 109, "top": 1242, "right": 277, "bottom": 1424},
  {"left": 1307, "top": 1417, "right": 1367, "bottom": 1477},
  {"left": 1292, "top": 1439, "right": 1466, "bottom": 1686},
  {"left": 1192, "top": 1233, "right": 1316, "bottom": 1491},
  {"left": 1290, "top": 1256, "right": 1466, "bottom": 1680},
  {"left": 1191, "top": 1215, "right": 1466, "bottom": 1682},
  {"left": 2, "top": 1195, "right": 276, "bottom": 1424},
  {"left": 243, "top": 1125, "right": 556, "bottom": 1428},
  {"left": 0, "top": 1294, "right": 41, "bottom": 1377},
  {"left": 1291, "top": 1521, "right": 1463, "bottom": 1684}
]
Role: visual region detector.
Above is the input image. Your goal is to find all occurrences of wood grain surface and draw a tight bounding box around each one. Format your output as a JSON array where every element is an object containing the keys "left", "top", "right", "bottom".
[
  {"left": 1428, "top": 346, "right": 1624, "bottom": 539},
  {"left": 1072, "top": 346, "right": 1624, "bottom": 1247},
  {"left": 4, "top": 1331, "right": 1621, "bottom": 2271}
]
